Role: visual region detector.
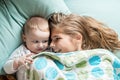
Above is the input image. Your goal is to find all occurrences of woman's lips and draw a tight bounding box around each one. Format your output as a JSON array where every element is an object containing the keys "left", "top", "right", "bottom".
[{"left": 54, "top": 49, "right": 61, "bottom": 53}]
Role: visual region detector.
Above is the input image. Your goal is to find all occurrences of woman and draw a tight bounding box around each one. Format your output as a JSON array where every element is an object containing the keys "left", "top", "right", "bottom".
[
  {"left": 49, "top": 13, "right": 120, "bottom": 53},
  {"left": 47, "top": 13, "right": 120, "bottom": 80}
]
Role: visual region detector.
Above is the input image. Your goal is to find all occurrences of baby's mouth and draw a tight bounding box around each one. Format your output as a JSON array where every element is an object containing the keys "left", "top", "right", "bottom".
[{"left": 37, "top": 48, "right": 44, "bottom": 51}]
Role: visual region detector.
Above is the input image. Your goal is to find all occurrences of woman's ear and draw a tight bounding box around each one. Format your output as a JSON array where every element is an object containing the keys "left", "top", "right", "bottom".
[
  {"left": 75, "top": 33, "right": 82, "bottom": 41},
  {"left": 73, "top": 34, "right": 83, "bottom": 50}
]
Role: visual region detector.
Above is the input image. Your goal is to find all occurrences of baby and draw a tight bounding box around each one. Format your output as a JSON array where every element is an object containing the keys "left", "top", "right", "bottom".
[{"left": 3, "top": 16, "right": 50, "bottom": 80}]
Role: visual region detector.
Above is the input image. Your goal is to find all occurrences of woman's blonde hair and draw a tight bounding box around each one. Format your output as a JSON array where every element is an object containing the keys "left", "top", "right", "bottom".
[{"left": 49, "top": 13, "right": 120, "bottom": 52}]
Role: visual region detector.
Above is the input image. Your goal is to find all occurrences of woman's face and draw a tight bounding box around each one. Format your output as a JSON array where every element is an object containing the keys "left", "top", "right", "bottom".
[{"left": 50, "top": 31, "right": 79, "bottom": 53}]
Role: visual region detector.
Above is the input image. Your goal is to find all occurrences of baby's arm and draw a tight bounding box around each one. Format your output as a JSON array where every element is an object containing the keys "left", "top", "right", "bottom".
[
  {"left": 3, "top": 45, "right": 33, "bottom": 74},
  {"left": 3, "top": 50, "right": 21, "bottom": 74}
]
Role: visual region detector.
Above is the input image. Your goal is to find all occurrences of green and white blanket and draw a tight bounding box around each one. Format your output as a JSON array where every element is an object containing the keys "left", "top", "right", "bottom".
[{"left": 27, "top": 49, "right": 120, "bottom": 80}]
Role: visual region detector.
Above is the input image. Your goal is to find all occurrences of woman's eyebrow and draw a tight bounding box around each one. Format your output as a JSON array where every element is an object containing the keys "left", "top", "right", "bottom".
[{"left": 52, "top": 35, "right": 59, "bottom": 38}]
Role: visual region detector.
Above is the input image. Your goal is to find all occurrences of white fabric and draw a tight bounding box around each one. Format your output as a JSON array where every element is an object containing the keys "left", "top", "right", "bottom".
[{"left": 3, "top": 44, "right": 31, "bottom": 80}]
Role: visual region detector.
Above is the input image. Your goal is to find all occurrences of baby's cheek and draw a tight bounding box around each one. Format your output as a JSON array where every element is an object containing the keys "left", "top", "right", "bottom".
[{"left": 44, "top": 44, "right": 48, "bottom": 48}]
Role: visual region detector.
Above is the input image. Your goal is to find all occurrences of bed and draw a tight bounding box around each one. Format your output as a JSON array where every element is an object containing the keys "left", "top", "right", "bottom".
[{"left": 0, "top": 0, "right": 120, "bottom": 79}]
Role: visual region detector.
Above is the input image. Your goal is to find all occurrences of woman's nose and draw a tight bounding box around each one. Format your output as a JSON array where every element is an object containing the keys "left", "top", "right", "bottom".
[{"left": 50, "top": 42, "right": 55, "bottom": 48}]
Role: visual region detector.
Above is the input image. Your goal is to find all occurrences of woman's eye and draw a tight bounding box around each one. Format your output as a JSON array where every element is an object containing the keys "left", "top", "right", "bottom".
[{"left": 53, "top": 37, "right": 61, "bottom": 42}]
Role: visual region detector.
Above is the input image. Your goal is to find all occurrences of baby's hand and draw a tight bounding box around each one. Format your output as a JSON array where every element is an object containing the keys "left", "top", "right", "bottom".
[{"left": 14, "top": 53, "right": 33, "bottom": 69}]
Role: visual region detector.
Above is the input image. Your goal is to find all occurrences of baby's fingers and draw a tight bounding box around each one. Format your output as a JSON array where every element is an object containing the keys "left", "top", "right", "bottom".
[
  {"left": 25, "top": 58, "right": 33, "bottom": 64},
  {"left": 23, "top": 62, "right": 29, "bottom": 69}
]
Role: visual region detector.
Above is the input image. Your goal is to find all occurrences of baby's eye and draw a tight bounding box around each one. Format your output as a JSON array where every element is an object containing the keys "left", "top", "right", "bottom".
[{"left": 32, "top": 40, "right": 39, "bottom": 43}]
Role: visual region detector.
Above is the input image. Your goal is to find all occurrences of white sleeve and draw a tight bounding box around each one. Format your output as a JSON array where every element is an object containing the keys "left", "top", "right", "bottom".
[
  {"left": 3, "top": 59, "right": 17, "bottom": 74},
  {"left": 3, "top": 44, "right": 27, "bottom": 74}
]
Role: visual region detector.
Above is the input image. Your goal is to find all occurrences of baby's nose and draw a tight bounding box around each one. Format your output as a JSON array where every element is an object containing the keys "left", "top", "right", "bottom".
[{"left": 38, "top": 42, "right": 44, "bottom": 48}]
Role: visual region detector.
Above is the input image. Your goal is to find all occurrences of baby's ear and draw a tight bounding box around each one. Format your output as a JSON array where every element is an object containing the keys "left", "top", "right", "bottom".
[{"left": 22, "top": 34, "right": 26, "bottom": 42}]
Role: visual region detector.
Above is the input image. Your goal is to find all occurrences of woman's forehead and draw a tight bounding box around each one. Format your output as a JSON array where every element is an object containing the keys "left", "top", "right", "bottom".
[
  {"left": 51, "top": 26, "right": 64, "bottom": 33},
  {"left": 51, "top": 30, "right": 60, "bottom": 36}
]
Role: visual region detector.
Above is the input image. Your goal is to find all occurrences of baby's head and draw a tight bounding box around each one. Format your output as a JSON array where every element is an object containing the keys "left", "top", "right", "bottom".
[{"left": 22, "top": 16, "right": 49, "bottom": 54}]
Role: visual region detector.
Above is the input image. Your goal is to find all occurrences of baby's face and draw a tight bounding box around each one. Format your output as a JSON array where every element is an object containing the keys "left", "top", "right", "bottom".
[{"left": 23, "top": 29, "right": 49, "bottom": 54}]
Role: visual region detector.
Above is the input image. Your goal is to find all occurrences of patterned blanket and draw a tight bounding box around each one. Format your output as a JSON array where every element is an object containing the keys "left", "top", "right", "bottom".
[{"left": 27, "top": 49, "right": 120, "bottom": 80}]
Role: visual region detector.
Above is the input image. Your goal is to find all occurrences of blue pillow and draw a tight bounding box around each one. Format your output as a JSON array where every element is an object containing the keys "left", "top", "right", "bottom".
[{"left": 0, "top": 0, "right": 70, "bottom": 75}]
